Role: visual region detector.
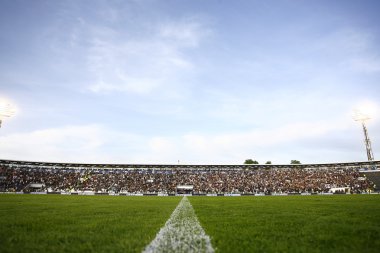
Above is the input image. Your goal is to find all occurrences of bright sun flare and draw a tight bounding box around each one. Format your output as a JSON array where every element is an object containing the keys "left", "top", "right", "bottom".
[{"left": 353, "top": 100, "right": 379, "bottom": 122}]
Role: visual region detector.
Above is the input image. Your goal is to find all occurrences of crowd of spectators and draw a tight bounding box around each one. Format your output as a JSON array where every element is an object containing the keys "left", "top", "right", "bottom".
[{"left": 0, "top": 165, "right": 374, "bottom": 194}]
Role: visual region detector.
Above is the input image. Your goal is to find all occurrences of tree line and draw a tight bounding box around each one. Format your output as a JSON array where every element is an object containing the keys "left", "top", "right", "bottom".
[{"left": 244, "top": 159, "right": 301, "bottom": 165}]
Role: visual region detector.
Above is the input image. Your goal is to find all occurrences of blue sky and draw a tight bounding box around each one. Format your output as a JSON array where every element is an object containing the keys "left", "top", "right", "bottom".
[{"left": 0, "top": 0, "right": 379, "bottom": 164}]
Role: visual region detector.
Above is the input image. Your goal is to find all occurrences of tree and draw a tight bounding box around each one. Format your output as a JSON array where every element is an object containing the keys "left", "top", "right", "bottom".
[
  {"left": 265, "top": 161, "right": 272, "bottom": 164},
  {"left": 290, "top": 160, "right": 301, "bottom": 164},
  {"left": 244, "top": 159, "right": 259, "bottom": 164}
]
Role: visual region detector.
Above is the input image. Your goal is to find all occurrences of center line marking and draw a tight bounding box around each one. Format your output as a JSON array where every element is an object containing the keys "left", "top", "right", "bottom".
[{"left": 142, "top": 196, "right": 215, "bottom": 253}]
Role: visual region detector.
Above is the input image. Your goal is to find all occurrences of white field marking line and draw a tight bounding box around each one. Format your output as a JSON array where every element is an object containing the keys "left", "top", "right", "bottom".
[{"left": 142, "top": 196, "right": 215, "bottom": 253}]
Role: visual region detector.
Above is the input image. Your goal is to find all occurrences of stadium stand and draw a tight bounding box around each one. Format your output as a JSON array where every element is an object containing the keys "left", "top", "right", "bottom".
[
  {"left": 0, "top": 159, "right": 378, "bottom": 195},
  {"left": 360, "top": 170, "right": 380, "bottom": 192}
]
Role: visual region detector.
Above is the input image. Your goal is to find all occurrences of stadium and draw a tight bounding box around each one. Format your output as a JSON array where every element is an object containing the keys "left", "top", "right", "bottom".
[
  {"left": 2, "top": 0, "right": 380, "bottom": 252},
  {"left": 1, "top": 159, "right": 379, "bottom": 195},
  {"left": 1, "top": 159, "right": 380, "bottom": 252}
]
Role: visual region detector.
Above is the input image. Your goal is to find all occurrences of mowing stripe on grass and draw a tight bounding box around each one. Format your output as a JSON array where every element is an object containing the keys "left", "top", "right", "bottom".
[{"left": 142, "top": 196, "right": 215, "bottom": 253}]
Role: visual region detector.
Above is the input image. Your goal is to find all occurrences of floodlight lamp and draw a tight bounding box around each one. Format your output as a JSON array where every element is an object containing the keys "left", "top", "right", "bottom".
[
  {"left": 0, "top": 102, "right": 15, "bottom": 128},
  {"left": 0, "top": 103, "right": 15, "bottom": 118},
  {"left": 352, "top": 110, "right": 371, "bottom": 123}
]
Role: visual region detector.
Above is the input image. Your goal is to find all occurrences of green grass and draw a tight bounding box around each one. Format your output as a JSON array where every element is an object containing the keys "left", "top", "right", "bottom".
[
  {"left": 0, "top": 195, "right": 181, "bottom": 253},
  {"left": 190, "top": 195, "right": 380, "bottom": 253},
  {"left": 1, "top": 195, "right": 380, "bottom": 253}
]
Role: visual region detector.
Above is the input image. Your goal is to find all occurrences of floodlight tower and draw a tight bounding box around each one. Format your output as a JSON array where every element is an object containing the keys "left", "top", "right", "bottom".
[
  {"left": 353, "top": 110, "right": 374, "bottom": 161},
  {"left": 0, "top": 102, "right": 15, "bottom": 128}
]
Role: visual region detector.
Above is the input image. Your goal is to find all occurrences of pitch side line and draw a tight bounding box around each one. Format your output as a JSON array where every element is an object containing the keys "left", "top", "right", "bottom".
[{"left": 142, "top": 196, "right": 215, "bottom": 253}]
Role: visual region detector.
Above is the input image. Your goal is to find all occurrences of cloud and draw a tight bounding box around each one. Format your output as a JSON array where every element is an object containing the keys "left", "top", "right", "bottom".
[
  {"left": 1, "top": 113, "right": 377, "bottom": 165},
  {"left": 348, "top": 57, "right": 380, "bottom": 73},
  {"left": 0, "top": 124, "right": 149, "bottom": 163},
  {"left": 0, "top": 125, "right": 105, "bottom": 162},
  {"left": 159, "top": 18, "right": 210, "bottom": 47},
  {"left": 132, "top": 118, "right": 355, "bottom": 164},
  {"left": 29, "top": 3, "right": 212, "bottom": 97},
  {"left": 312, "top": 29, "right": 380, "bottom": 74},
  {"left": 183, "top": 120, "right": 346, "bottom": 152},
  {"left": 0, "top": 124, "right": 179, "bottom": 164},
  {"left": 83, "top": 17, "right": 210, "bottom": 95},
  {"left": 313, "top": 29, "right": 371, "bottom": 54}
]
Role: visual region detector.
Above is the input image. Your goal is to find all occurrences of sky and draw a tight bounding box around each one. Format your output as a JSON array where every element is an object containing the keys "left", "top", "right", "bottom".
[{"left": 0, "top": 0, "right": 380, "bottom": 165}]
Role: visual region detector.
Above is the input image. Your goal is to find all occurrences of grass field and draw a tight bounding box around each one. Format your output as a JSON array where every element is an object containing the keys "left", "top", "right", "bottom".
[
  {"left": 1, "top": 194, "right": 380, "bottom": 253},
  {"left": 191, "top": 195, "right": 380, "bottom": 253},
  {"left": 0, "top": 195, "right": 180, "bottom": 253}
]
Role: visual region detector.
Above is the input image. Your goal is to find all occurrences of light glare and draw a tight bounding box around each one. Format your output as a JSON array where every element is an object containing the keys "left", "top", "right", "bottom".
[
  {"left": 352, "top": 100, "right": 379, "bottom": 122},
  {"left": 0, "top": 99, "right": 16, "bottom": 120}
]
